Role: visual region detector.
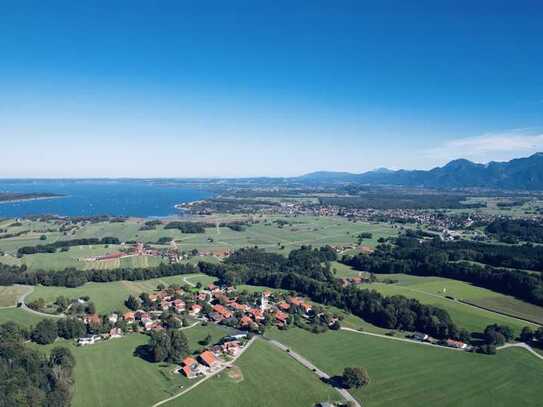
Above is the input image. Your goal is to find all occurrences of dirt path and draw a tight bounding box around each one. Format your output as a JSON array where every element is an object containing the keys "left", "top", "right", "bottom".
[
  {"left": 13, "top": 285, "right": 65, "bottom": 318},
  {"left": 151, "top": 336, "right": 257, "bottom": 407}
]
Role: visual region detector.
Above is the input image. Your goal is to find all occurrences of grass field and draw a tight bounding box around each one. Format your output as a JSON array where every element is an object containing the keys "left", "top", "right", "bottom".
[
  {"left": 0, "top": 216, "right": 399, "bottom": 270},
  {"left": 0, "top": 307, "right": 55, "bottom": 327},
  {"left": 168, "top": 339, "right": 340, "bottom": 407},
  {"left": 26, "top": 273, "right": 210, "bottom": 315},
  {"left": 0, "top": 285, "right": 30, "bottom": 307},
  {"left": 266, "top": 328, "right": 543, "bottom": 407}
]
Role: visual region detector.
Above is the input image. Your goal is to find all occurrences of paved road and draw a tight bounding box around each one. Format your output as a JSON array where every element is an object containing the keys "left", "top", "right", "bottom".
[
  {"left": 498, "top": 342, "right": 543, "bottom": 361},
  {"left": 15, "top": 285, "right": 65, "bottom": 318},
  {"left": 267, "top": 338, "right": 361, "bottom": 407},
  {"left": 340, "top": 327, "right": 463, "bottom": 351},
  {"left": 151, "top": 336, "right": 257, "bottom": 407}
]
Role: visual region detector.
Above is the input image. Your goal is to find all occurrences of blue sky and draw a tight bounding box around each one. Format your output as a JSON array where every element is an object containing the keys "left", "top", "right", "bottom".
[{"left": 1, "top": 1, "right": 542, "bottom": 177}]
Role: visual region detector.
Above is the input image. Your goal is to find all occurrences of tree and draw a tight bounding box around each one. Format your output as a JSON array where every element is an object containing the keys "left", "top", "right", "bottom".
[
  {"left": 32, "top": 319, "right": 58, "bottom": 344},
  {"left": 520, "top": 326, "right": 534, "bottom": 343},
  {"left": 49, "top": 347, "right": 76, "bottom": 371},
  {"left": 342, "top": 367, "right": 370, "bottom": 389},
  {"left": 147, "top": 329, "right": 189, "bottom": 363},
  {"left": 125, "top": 295, "right": 140, "bottom": 310}
]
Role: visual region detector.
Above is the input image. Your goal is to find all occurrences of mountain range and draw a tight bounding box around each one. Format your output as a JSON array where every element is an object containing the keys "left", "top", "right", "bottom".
[{"left": 300, "top": 153, "right": 543, "bottom": 190}]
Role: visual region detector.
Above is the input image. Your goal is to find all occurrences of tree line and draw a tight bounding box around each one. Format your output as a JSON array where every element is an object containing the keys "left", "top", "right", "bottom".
[
  {"left": 342, "top": 237, "right": 543, "bottom": 306},
  {"left": 17, "top": 236, "right": 120, "bottom": 256},
  {"left": 0, "top": 262, "right": 197, "bottom": 288},
  {"left": 486, "top": 218, "right": 543, "bottom": 244}
]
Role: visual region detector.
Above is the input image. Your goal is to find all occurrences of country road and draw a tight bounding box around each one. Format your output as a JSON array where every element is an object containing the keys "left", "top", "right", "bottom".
[
  {"left": 151, "top": 336, "right": 257, "bottom": 407},
  {"left": 15, "top": 285, "right": 65, "bottom": 318},
  {"left": 266, "top": 338, "right": 361, "bottom": 407}
]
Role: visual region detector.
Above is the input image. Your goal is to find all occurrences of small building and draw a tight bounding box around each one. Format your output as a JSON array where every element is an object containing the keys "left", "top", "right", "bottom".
[
  {"left": 446, "top": 339, "right": 468, "bottom": 349},
  {"left": 189, "top": 304, "right": 202, "bottom": 316},
  {"left": 412, "top": 332, "right": 429, "bottom": 341},
  {"left": 84, "top": 314, "right": 101, "bottom": 326},
  {"left": 123, "top": 312, "right": 135, "bottom": 323},
  {"left": 109, "top": 327, "right": 122, "bottom": 338},
  {"left": 222, "top": 340, "right": 241, "bottom": 356}
]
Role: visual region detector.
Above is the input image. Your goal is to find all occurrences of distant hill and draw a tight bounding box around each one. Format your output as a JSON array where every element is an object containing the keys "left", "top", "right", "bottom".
[{"left": 299, "top": 153, "right": 543, "bottom": 190}]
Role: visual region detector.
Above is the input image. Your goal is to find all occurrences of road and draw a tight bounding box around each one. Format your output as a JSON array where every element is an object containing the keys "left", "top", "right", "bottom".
[
  {"left": 340, "top": 327, "right": 463, "bottom": 351},
  {"left": 15, "top": 285, "right": 65, "bottom": 318},
  {"left": 266, "top": 338, "right": 361, "bottom": 407},
  {"left": 151, "top": 336, "right": 257, "bottom": 407},
  {"left": 498, "top": 342, "right": 543, "bottom": 361}
]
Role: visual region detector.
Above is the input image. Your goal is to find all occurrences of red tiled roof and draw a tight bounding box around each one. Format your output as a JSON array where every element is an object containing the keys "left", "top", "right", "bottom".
[
  {"left": 200, "top": 351, "right": 218, "bottom": 366},
  {"left": 183, "top": 356, "right": 197, "bottom": 366}
]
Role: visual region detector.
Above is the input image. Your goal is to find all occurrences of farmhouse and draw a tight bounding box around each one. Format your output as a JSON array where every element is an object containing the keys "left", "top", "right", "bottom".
[
  {"left": 446, "top": 339, "right": 468, "bottom": 349},
  {"left": 199, "top": 351, "right": 220, "bottom": 368},
  {"left": 181, "top": 356, "right": 202, "bottom": 379},
  {"left": 77, "top": 334, "right": 101, "bottom": 346}
]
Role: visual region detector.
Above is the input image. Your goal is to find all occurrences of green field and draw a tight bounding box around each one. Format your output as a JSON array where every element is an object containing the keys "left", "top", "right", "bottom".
[
  {"left": 168, "top": 339, "right": 340, "bottom": 407},
  {"left": 266, "top": 328, "right": 543, "bottom": 407},
  {"left": 0, "top": 285, "right": 30, "bottom": 307},
  {"left": 0, "top": 307, "right": 55, "bottom": 327},
  {"left": 26, "top": 273, "right": 213, "bottom": 315},
  {"left": 0, "top": 216, "right": 399, "bottom": 270}
]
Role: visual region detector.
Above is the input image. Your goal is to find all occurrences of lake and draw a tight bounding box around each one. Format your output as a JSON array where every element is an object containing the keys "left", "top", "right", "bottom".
[{"left": 0, "top": 181, "right": 212, "bottom": 218}]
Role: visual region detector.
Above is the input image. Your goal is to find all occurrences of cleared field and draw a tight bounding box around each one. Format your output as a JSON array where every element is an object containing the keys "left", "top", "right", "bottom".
[
  {"left": 0, "top": 307, "right": 54, "bottom": 327},
  {"left": 26, "top": 273, "right": 207, "bottom": 314},
  {"left": 369, "top": 281, "right": 536, "bottom": 335},
  {"left": 168, "top": 339, "right": 340, "bottom": 407},
  {"left": 266, "top": 328, "right": 543, "bottom": 407},
  {"left": 375, "top": 273, "right": 543, "bottom": 325},
  {"left": 0, "top": 285, "right": 30, "bottom": 307}
]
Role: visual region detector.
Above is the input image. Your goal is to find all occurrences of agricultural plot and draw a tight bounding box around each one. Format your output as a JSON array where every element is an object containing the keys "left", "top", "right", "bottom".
[
  {"left": 266, "top": 328, "right": 543, "bottom": 407},
  {"left": 0, "top": 216, "right": 399, "bottom": 271},
  {"left": 169, "top": 339, "right": 340, "bottom": 407}
]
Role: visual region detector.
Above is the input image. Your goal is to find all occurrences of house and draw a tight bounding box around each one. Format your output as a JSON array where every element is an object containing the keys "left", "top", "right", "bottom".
[
  {"left": 277, "top": 302, "right": 290, "bottom": 311},
  {"left": 213, "top": 304, "right": 232, "bottom": 319},
  {"left": 222, "top": 340, "right": 241, "bottom": 356},
  {"left": 199, "top": 351, "right": 220, "bottom": 368},
  {"left": 249, "top": 308, "right": 264, "bottom": 321},
  {"left": 275, "top": 311, "right": 288, "bottom": 326},
  {"left": 189, "top": 304, "right": 202, "bottom": 316},
  {"left": 123, "top": 311, "right": 135, "bottom": 323},
  {"left": 84, "top": 314, "right": 101, "bottom": 326},
  {"left": 109, "top": 327, "right": 122, "bottom": 338},
  {"left": 77, "top": 334, "right": 101, "bottom": 346},
  {"left": 239, "top": 316, "right": 254, "bottom": 328},
  {"left": 446, "top": 339, "right": 468, "bottom": 349},
  {"left": 181, "top": 356, "right": 202, "bottom": 379},
  {"left": 173, "top": 299, "right": 185, "bottom": 312}
]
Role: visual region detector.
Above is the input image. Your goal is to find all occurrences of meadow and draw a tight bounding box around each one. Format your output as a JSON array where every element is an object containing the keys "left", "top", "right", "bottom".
[
  {"left": 0, "top": 307, "right": 55, "bottom": 326},
  {"left": 0, "top": 284, "right": 31, "bottom": 307},
  {"left": 168, "top": 339, "right": 340, "bottom": 407},
  {"left": 266, "top": 328, "right": 543, "bottom": 407}
]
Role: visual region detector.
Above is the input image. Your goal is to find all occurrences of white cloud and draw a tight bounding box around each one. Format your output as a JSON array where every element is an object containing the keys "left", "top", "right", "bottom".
[{"left": 425, "top": 129, "right": 543, "bottom": 165}]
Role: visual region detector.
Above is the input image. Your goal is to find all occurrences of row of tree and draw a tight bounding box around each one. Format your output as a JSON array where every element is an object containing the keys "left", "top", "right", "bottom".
[
  {"left": 17, "top": 236, "right": 120, "bottom": 256},
  {"left": 0, "top": 262, "right": 197, "bottom": 287}
]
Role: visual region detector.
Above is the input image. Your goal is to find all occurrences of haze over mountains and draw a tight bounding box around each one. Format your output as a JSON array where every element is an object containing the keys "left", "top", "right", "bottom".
[{"left": 301, "top": 153, "right": 543, "bottom": 190}]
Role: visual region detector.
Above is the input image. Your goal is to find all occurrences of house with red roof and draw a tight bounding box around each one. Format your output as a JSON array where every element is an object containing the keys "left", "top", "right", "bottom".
[{"left": 199, "top": 351, "right": 220, "bottom": 368}]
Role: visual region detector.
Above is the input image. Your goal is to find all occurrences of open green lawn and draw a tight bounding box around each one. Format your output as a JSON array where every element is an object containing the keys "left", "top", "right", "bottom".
[
  {"left": 0, "top": 307, "right": 55, "bottom": 327},
  {"left": 168, "top": 339, "right": 340, "bottom": 407},
  {"left": 266, "top": 328, "right": 543, "bottom": 407},
  {"left": 0, "top": 285, "right": 30, "bottom": 307},
  {"left": 26, "top": 273, "right": 206, "bottom": 315}
]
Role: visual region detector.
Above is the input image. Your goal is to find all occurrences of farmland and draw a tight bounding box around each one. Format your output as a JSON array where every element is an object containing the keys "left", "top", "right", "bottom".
[
  {"left": 265, "top": 328, "right": 543, "bottom": 407},
  {"left": 0, "top": 284, "right": 30, "bottom": 307},
  {"left": 0, "top": 216, "right": 399, "bottom": 270}
]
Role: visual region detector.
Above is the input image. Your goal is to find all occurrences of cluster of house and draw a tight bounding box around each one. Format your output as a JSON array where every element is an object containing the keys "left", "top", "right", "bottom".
[
  {"left": 77, "top": 313, "right": 124, "bottom": 346},
  {"left": 179, "top": 334, "right": 247, "bottom": 379},
  {"left": 411, "top": 332, "right": 471, "bottom": 350},
  {"left": 205, "top": 284, "right": 326, "bottom": 331},
  {"left": 84, "top": 241, "right": 180, "bottom": 264}
]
